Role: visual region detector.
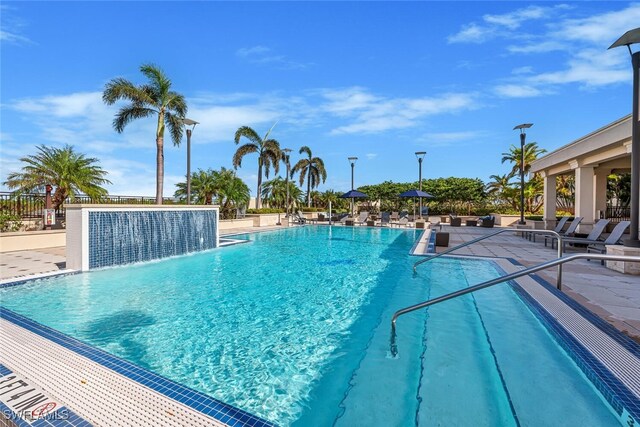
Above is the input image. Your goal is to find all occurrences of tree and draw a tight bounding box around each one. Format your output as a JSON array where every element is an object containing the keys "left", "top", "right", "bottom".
[
  {"left": 233, "top": 124, "right": 281, "bottom": 209},
  {"left": 261, "top": 177, "right": 303, "bottom": 210},
  {"left": 103, "top": 64, "right": 187, "bottom": 204},
  {"left": 215, "top": 168, "right": 251, "bottom": 219},
  {"left": 501, "top": 142, "right": 547, "bottom": 176},
  {"left": 174, "top": 169, "right": 218, "bottom": 204},
  {"left": 290, "top": 146, "right": 327, "bottom": 207},
  {"left": 4, "top": 145, "right": 110, "bottom": 209}
]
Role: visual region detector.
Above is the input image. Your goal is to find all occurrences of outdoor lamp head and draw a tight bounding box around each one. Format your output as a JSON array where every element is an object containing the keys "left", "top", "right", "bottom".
[
  {"left": 180, "top": 118, "right": 199, "bottom": 130},
  {"left": 348, "top": 157, "right": 358, "bottom": 164},
  {"left": 415, "top": 151, "right": 426, "bottom": 160},
  {"left": 513, "top": 123, "right": 533, "bottom": 134},
  {"left": 608, "top": 27, "right": 640, "bottom": 55}
]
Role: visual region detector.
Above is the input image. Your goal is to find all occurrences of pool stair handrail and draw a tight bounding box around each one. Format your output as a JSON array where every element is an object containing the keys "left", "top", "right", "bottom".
[
  {"left": 391, "top": 253, "right": 640, "bottom": 357},
  {"left": 413, "top": 228, "right": 565, "bottom": 288}
]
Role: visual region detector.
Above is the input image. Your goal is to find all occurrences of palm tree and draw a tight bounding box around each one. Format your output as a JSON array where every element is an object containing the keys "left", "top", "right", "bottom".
[
  {"left": 215, "top": 168, "right": 251, "bottom": 219},
  {"left": 232, "top": 124, "right": 281, "bottom": 209},
  {"left": 4, "top": 145, "right": 110, "bottom": 209},
  {"left": 501, "top": 142, "right": 547, "bottom": 176},
  {"left": 174, "top": 169, "right": 218, "bottom": 204},
  {"left": 291, "top": 146, "right": 327, "bottom": 207},
  {"left": 261, "top": 177, "right": 302, "bottom": 210},
  {"left": 103, "top": 64, "right": 187, "bottom": 204}
]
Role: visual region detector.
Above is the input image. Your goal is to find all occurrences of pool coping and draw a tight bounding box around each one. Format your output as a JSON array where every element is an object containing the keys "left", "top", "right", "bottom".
[{"left": 0, "top": 308, "right": 275, "bottom": 427}]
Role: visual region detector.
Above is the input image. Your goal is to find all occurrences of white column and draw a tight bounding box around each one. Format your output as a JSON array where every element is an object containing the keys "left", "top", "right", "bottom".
[
  {"left": 593, "top": 168, "right": 609, "bottom": 220},
  {"left": 542, "top": 172, "right": 557, "bottom": 225},
  {"left": 574, "top": 166, "right": 595, "bottom": 232}
]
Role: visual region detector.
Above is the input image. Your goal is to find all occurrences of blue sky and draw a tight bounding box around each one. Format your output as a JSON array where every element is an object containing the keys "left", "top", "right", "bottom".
[{"left": 1, "top": 1, "right": 638, "bottom": 197}]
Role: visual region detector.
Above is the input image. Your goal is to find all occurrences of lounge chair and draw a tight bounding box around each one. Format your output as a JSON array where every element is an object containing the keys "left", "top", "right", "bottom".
[
  {"left": 391, "top": 216, "right": 411, "bottom": 228},
  {"left": 378, "top": 212, "right": 391, "bottom": 227},
  {"left": 586, "top": 221, "right": 631, "bottom": 264},
  {"left": 527, "top": 216, "right": 570, "bottom": 242},
  {"left": 553, "top": 219, "right": 610, "bottom": 251},
  {"left": 354, "top": 211, "right": 369, "bottom": 226},
  {"left": 390, "top": 212, "right": 399, "bottom": 222},
  {"left": 544, "top": 217, "right": 582, "bottom": 247},
  {"left": 292, "top": 211, "right": 306, "bottom": 225}
]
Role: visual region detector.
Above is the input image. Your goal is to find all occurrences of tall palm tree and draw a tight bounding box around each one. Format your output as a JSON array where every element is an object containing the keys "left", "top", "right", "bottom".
[
  {"left": 501, "top": 142, "right": 547, "bottom": 176},
  {"left": 174, "top": 169, "right": 218, "bottom": 204},
  {"left": 4, "top": 145, "right": 110, "bottom": 209},
  {"left": 103, "top": 64, "right": 187, "bottom": 204},
  {"left": 291, "top": 146, "right": 327, "bottom": 207},
  {"left": 232, "top": 124, "right": 281, "bottom": 209}
]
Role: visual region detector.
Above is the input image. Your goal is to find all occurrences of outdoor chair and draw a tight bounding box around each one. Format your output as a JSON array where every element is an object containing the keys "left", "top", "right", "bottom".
[
  {"left": 390, "top": 212, "right": 400, "bottom": 222},
  {"left": 317, "top": 213, "right": 325, "bottom": 221},
  {"left": 586, "top": 221, "right": 631, "bottom": 264},
  {"left": 354, "top": 211, "right": 369, "bottom": 225},
  {"left": 378, "top": 212, "right": 391, "bottom": 227},
  {"left": 552, "top": 219, "right": 610, "bottom": 251},
  {"left": 527, "top": 216, "right": 570, "bottom": 242},
  {"left": 478, "top": 215, "right": 495, "bottom": 228},
  {"left": 449, "top": 215, "right": 462, "bottom": 227},
  {"left": 292, "top": 211, "right": 306, "bottom": 225},
  {"left": 544, "top": 217, "right": 583, "bottom": 247}
]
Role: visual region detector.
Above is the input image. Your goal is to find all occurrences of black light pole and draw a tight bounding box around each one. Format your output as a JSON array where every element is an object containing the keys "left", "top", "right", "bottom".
[
  {"left": 180, "top": 118, "right": 199, "bottom": 205},
  {"left": 348, "top": 156, "right": 358, "bottom": 217},
  {"left": 415, "top": 151, "right": 426, "bottom": 219},
  {"left": 513, "top": 123, "right": 533, "bottom": 225},
  {"left": 283, "top": 148, "right": 292, "bottom": 219},
  {"left": 610, "top": 28, "right": 640, "bottom": 246}
]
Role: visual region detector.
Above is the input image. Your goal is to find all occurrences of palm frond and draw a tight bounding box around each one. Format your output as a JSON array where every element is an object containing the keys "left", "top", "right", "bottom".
[
  {"left": 103, "top": 78, "right": 155, "bottom": 106},
  {"left": 299, "top": 145, "right": 312, "bottom": 158},
  {"left": 140, "top": 64, "right": 171, "bottom": 95},
  {"left": 232, "top": 143, "right": 258, "bottom": 169},
  {"left": 234, "top": 126, "right": 262, "bottom": 145},
  {"left": 113, "top": 106, "right": 155, "bottom": 133},
  {"left": 165, "top": 112, "right": 185, "bottom": 146}
]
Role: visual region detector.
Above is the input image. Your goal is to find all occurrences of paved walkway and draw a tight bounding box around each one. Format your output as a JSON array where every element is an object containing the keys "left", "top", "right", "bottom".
[{"left": 435, "top": 224, "right": 640, "bottom": 341}]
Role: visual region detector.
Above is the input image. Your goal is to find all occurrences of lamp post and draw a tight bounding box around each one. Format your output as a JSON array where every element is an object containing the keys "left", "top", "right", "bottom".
[
  {"left": 348, "top": 156, "right": 358, "bottom": 217},
  {"left": 44, "top": 184, "right": 53, "bottom": 230},
  {"left": 609, "top": 28, "right": 640, "bottom": 246},
  {"left": 180, "top": 118, "right": 199, "bottom": 205},
  {"left": 415, "top": 151, "right": 426, "bottom": 219},
  {"left": 283, "top": 148, "right": 292, "bottom": 220},
  {"left": 513, "top": 123, "right": 533, "bottom": 225}
]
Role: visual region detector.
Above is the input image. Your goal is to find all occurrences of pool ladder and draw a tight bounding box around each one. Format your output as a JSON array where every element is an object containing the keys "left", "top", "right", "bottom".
[{"left": 390, "top": 228, "right": 640, "bottom": 356}]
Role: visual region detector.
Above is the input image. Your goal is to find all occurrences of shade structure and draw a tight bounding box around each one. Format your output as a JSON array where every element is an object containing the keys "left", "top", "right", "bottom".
[
  {"left": 340, "top": 190, "right": 368, "bottom": 198},
  {"left": 398, "top": 189, "right": 433, "bottom": 198}
]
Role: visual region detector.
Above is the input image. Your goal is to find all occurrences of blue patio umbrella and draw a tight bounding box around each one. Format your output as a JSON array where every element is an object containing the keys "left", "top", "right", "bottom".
[
  {"left": 398, "top": 189, "right": 433, "bottom": 218},
  {"left": 341, "top": 190, "right": 367, "bottom": 217}
]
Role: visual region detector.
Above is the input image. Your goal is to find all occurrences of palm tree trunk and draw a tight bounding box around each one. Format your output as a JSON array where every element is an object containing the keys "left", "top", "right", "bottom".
[
  {"left": 307, "top": 169, "right": 312, "bottom": 207},
  {"left": 256, "top": 159, "right": 263, "bottom": 209},
  {"left": 156, "top": 135, "right": 164, "bottom": 205}
]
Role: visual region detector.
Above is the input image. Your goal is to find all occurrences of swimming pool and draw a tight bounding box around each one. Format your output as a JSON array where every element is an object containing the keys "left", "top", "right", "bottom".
[{"left": 0, "top": 226, "right": 631, "bottom": 425}]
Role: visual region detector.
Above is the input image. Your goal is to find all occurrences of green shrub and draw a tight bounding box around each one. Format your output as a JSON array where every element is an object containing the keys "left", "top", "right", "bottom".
[
  {"left": 525, "top": 215, "right": 544, "bottom": 221},
  {"left": 246, "top": 208, "right": 285, "bottom": 214},
  {"left": 0, "top": 213, "right": 22, "bottom": 232},
  {"left": 301, "top": 207, "right": 323, "bottom": 212}
]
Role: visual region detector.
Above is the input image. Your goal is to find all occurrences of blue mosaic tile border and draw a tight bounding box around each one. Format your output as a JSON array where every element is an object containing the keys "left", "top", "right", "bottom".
[
  {"left": 0, "top": 308, "right": 275, "bottom": 427},
  {"left": 0, "top": 272, "right": 80, "bottom": 290},
  {"left": 489, "top": 259, "right": 640, "bottom": 425},
  {"left": 0, "top": 364, "right": 91, "bottom": 427},
  {"left": 427, "top": 230, "right": 436, "bottom": 253}
]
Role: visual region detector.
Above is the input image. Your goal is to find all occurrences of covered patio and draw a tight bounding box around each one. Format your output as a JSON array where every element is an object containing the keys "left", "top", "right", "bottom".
[{"left": 530, "top": 115, "right": 634, "bottom": 235}]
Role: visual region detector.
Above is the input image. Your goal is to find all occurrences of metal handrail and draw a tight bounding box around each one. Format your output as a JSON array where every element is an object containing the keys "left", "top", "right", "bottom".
[
  {"left": 390, "top": 253, "right": 640, "bottom": 357},
  {"left": 414, "top": 228, "right": 565, "bottom": 288}
]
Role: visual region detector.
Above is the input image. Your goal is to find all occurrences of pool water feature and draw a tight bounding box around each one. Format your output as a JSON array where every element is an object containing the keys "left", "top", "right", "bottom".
[{"left": 0, "top": 226, "right": 630, "bottom": 425}]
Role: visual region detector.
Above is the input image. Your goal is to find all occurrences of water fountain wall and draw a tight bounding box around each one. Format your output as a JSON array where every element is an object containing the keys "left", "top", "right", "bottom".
[{"left": 66, "top": 205, "right": 219, "bottom": 271}]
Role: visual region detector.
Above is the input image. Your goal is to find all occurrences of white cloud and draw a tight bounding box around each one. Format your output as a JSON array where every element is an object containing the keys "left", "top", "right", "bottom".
[
  {"left": 365, "top": 153, "right": 377, "bottom": 160},
  {"left": 0, "top": 5, "right": 32, "bottom": 45},
  {"left": 235, "top": 45, "right": 310, "bottom": 70},
  {"left": 495, "top": 84, "right": 544, "bottom": 98},
  {"left": 511, "top": 66, "right": 534, "bottom": 75},
  {"left": 321, "top": 88, "right": 477, "bottom": 135}
]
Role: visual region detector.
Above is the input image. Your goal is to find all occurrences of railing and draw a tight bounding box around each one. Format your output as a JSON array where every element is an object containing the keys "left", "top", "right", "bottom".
[
  {"left": 606, "top": 205, "right": 630, "bottom": 223},
  {"left": 0, "top": 192, "right": 173, "bottom": 221},
  {"left": 414, "top": 228, "right": 565, "bottom": 288},
  {"left": 391, "top": 253, "right": 640, "bottom": 357}
]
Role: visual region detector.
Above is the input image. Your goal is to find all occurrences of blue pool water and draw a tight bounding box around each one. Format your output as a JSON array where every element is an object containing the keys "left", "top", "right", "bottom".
[{"left": 0, "top": 226, "right": 623, "bottom": 425}]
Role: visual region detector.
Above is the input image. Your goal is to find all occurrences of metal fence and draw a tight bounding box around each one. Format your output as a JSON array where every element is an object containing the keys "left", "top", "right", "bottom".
[
  {"left": 606, "top": 205, "right": 631, "bottom": 223},
  {"left": 0, "top": 192, "right": 173, "bottom": 220}
]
